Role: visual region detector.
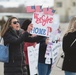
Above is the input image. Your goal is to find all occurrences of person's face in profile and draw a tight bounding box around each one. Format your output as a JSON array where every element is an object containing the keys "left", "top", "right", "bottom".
[{"left": 10, "top": 18, "right": 20, "bottom": 30}]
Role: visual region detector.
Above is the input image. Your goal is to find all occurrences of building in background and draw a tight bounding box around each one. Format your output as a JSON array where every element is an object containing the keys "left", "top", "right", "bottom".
[
  {"left": 0, "top": 0, "right": 76, "bottom": 23},
  {"left": 54, "top": 0, "right": 76, "bottom": 22}
]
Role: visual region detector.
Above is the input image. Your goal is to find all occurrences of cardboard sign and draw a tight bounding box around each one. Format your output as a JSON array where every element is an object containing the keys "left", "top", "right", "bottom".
[
  {"left": 45, "top": 30, "right": 61, "bottom": 64},
  {"left": 31, "top": 12, "right": 59, "bottom": 36},
  {"left": 27, "top": 44, "right": 40, "bottom": 75},
  {"left": 52, "top": 42, "right": 61, "bottom": 64}
]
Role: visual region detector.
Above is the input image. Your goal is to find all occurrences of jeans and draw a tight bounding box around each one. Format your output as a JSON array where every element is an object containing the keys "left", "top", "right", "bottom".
[
  {"left": 65, "top": 71, "right": 76, "bottom": 75},
  {"left": 38, "top": 63, "right": 51, "bottom": 75}
]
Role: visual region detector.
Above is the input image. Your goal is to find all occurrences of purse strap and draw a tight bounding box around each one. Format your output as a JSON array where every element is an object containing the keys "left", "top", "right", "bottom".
[{"left": 70, "top": 39, "right": 76, "bottom": 47}]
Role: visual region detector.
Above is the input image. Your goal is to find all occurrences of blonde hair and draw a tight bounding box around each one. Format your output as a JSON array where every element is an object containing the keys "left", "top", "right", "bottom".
[
  {"left": 0, "top": 17, "right": 18, "bottom": 37},
  {"left": 65, "top": 16, "right": 76, "bottom": 35}
]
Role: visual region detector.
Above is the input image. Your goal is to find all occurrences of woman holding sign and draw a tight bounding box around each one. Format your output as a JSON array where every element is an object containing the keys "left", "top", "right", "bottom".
[
  {"left": 1, "top": 17, "right": 44, "bottom": 75},
  {"left": 62, "top": 16, "right": 76, "bottom": 75},
  {"left": 21, "top": 19, "right": 44, "bottom": 75}
]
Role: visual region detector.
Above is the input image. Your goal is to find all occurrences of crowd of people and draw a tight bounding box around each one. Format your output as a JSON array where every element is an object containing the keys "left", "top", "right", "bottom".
[{"left": 0, "top": 16, "right": 76, "bottom": 75}]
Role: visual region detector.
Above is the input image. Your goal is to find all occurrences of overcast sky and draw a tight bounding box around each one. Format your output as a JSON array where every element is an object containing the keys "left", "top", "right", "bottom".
[
  {"left": 0, "top": 0, "right": 26, "bottom": 7},
  {"left": 0, "top": 0, "right": 54, "bottom": 8}
]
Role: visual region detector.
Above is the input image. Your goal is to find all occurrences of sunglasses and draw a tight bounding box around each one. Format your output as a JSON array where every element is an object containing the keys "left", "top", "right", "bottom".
[{"left": 12, "top": 21, "right": 19, "bottom": 24}]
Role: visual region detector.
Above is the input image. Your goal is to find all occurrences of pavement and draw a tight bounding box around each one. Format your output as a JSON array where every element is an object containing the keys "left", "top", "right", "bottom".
[
  {"left": 0, "top": 23, "right": 69, "bottom": 75},
  {"left": 50, "top": 47, "right": 65, "bottom": 75}
]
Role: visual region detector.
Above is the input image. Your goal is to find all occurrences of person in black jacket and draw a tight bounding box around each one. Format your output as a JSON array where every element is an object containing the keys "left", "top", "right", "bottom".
[
  {"left": 62, "top": 16, "right": 76, "bottom": 75},
  {"left": 38, "top": 37, "right": 52, "bottom": 75},
  {"left": 1, "top": 17, "right": 44, "bottom": 75}
]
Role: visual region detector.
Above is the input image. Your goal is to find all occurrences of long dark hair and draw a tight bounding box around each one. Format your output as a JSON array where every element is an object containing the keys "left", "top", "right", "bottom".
[{"left": 1, "top": 17, "right": 18, "bottom": 37}]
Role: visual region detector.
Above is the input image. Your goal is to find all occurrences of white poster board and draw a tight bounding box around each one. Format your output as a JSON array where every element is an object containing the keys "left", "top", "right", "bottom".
[
  {"left": 51, "top": 41, "right": 61, "bottom": 64},
  {"left": 27, "top": 44, "right": 40, "bottom": 75},
  {"left": 45, "top": 30, "right": 61, "bottom": 65},
  {"left": 31, "top": 12, "right": 59, "bottom": 36}
]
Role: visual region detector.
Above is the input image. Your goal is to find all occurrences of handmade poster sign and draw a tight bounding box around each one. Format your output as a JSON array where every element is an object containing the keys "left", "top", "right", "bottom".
[
  {"left": 27, "top": 44, "right": 40, "bottom": 75},
  {"left": 31, "top": 12, "right": 59, "bottom": 36},
  {"left": 45, "top": 29, "right": 61, "bottom": 64}
]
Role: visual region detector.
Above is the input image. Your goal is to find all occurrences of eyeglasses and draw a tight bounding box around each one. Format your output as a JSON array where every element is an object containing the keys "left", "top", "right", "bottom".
[{"left": 12, "top": 21, "right": 19, "bottom": 24}]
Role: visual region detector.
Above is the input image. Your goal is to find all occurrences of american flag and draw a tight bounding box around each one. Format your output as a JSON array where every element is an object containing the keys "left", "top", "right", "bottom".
[
  {"left": 35, "top": 6, "right": 42, "bottom": 12},
  {"left": 26, "top": 6, "right": 35, "bottom": 13},
  {"left": 43, "top": 8, "right": 55, "bottom": 15}
]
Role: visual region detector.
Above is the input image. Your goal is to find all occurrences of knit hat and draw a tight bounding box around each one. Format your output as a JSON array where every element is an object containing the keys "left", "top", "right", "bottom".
[{"left": 21, "top": 19, "right": 31, "bottom": 31}]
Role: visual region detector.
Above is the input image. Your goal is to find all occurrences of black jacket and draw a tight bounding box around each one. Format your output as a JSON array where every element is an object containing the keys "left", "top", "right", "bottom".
[
  {"left": 38, "top": 42, "right": 47, "bottom": 63},
  {"left": 62, "top": 31, "right": 76, "bottom": 72},
  {"left": 3, "top": 27, "right": 43, "bottom": 75}
]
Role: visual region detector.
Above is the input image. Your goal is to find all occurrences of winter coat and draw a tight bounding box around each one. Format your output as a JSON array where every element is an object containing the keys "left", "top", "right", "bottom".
[
  {"left": 3, "top": 27, "right": 43, "bottom": 75},
  {"left": 62, "top": 31, "right": 76, "bottom": 72},
  {"left": 38, "top": 42, "right": 47, "bottom": 63}
]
